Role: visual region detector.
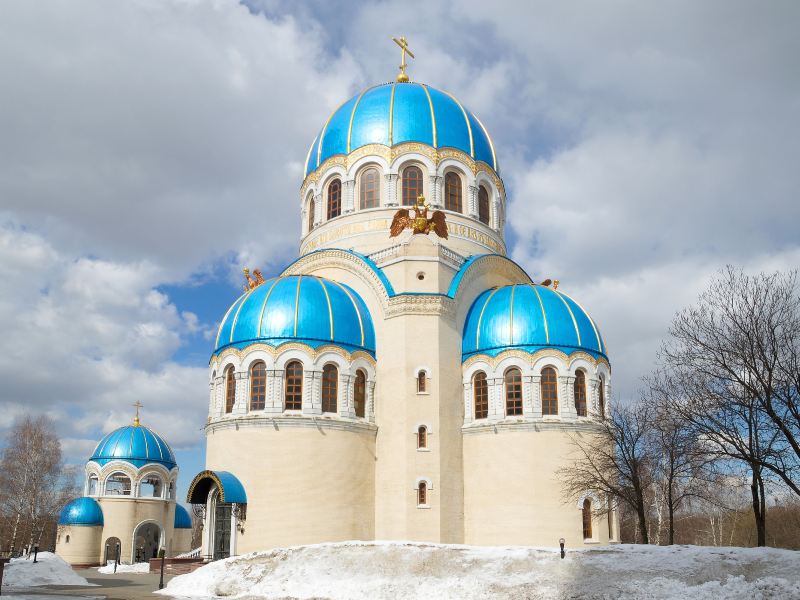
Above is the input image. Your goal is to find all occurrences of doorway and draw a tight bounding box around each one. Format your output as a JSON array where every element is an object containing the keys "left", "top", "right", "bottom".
[{"left": 133, "top": 522, "right": 161, "bottom": 563}]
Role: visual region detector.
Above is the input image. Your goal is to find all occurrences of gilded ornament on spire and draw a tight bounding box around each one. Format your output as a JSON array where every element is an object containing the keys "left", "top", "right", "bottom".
[
  {"left": 392, "top": 36, "right": 415, "bottom": 83},
  {"left": 243, "top": 267, "right": 266, "bottom": 292},
  {"left": 132, "top": 400, "right": 143, "bottom": 427}
]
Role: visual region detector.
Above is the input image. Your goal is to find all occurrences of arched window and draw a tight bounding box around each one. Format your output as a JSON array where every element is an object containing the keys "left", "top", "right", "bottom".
[
  {"left": 139, "top": 474, "right": 163, "bottom": 498},
  {"left": 402, "top": 165, "right": 423, "bottom": 206},
  {"left": 541, "top": 367, "right": 558, "bottom": 416},
  {"left": 322, "top": 364, "right": 338, "bottom": 413},
  {"left": 598, "top": 375, "right": 606, "bottom": 418},
  {"left": 106, "top": 472, "right": 131, "bottom": 496},
  {"left": 360, "top": 168, "right": 380, "bottom": 209},
  {"left": 354, "top": 370, "right": 367, "bottom": 418},
  {"left": 478, "top": 185, "right": 490, "bottom": 225},
  {"left": 250, "top": 361, "right": 266, "bottom": 411},
  {"left": 417, "top": 426, "right": 427, "bottom": 449},
  {"left": 65, "top": 535, "right": 70, "bottom": 544},
  {"left": 225, "top": 366, "right": 235, "bottom": 414},
  {"left": 473, "top": 371, "right": 488, "bottom": 419},
  {"left": 574, "top": 370, "right": 587, "bottom": 417},
  {"left": 444, "top": 172, "right": 462, "bottom": 212},
  {"left": 88, "top": 474, "right": 99, "bottom": 496},
  {"left": 307, "top": 197, "right": 315, "bottom": 232},
  {"left": 417, "top": 481, "right": 427, "bottom": 506},
  {"left": 583, "top": 498, "right": 593, "bottom": 539},
  {"left": 417, "top": 370, "right": 426, "bottom": 393},
  {"left": 505, "top": 368, "right": 523, "bottom": 416},
  {"left": 285, "top": 361, "right": 303, "bottom": 410},
  {"left": 327, "top": 178, "right": 341, "bottom": 219}
]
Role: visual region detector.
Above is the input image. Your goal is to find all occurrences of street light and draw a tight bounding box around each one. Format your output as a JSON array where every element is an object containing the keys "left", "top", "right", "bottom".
[
  {"left": 559, "top": 538, "right": 566, "bottom": 559},
  {"left": 32, "top": 545, "right": 39, "bottom": 563}
]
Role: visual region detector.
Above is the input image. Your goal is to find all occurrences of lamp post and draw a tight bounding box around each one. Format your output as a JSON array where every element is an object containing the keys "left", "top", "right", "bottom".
[
  {"left": 32, "top": 545, "right": 38, "bottom": 564},
  {"left": 559, "top": 538, "right": 566, "bottom": 559},
  {"left": 158, "top": 551, "right": 166, "bottom": 590}
]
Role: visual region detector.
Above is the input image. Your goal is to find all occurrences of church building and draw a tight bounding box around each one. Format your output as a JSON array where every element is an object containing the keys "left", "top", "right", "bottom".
[{"left": 186, "top": 43, "right": 618, "bottom": 560}]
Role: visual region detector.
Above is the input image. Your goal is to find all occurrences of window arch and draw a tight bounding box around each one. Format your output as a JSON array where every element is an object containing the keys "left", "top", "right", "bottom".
[
  {"left": 417, "top": 425, "right": 427, "bottom": 449},
  {"left": 88, "top": 474, "right": 99, "bottom": 496},
  {"left": 599, "top": 375, "right": 606, "bottom": 418},
  {"left": 541, "top": 367, "right": 558, "bottom": 416},
  {"left": 582, "top": 498, "right": 593, "bottom": 539},
  {"left": 224, "top": 366, "right": 235, "bottom": 414},
  {"left": 444, "top": 172, "right": 462, "bottom": 212},
  {"left": 307, "top": 197, "right": 315, "bottom": 232},
  {"left": 327, "top": 178, "right": 341, "bottom": 219},
  {"left": 574, "top": 370, "right": 587, "bottom": 417},
  {"left": 139, "top": 473, "right": 164, "bottom": 498},
  {"left": 473, "top": 371, "right": 488, "bottom": 419},
  {"left": 417, "top": 370, "right": 427, "bottom": 393},
  {"left": 250, "top": 361, "right": 266, "bottom": 411},
  {"left": 360, "top": 167, "right": 380, "bottom": 209},
  {"left": 478, "top": 185, "right": 490, "bottom": 225},
  {"left": 105, "top": 472, "right": 131, "bottom": 496},
  {"left": 354, "top": 369, "right": 367, "bottom": 418},
  {"left": 321, "top": 364, "right": 338, "bottom": 413},
  {"left": 285, "top": 361, "right": 303, "bottom": 410},
  {"left": 417, "top": 481, "right": 427, "bottom": 506},
  {"left": 505, "top": 368, "right": 523, "bottom": 416},
  {"left": 402, "top": 165, "right": 423, "bottom": 206}
]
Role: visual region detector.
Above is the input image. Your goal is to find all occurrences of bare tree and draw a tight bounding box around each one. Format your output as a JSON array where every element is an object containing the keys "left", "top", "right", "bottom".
[
  {"left": 560, "top": 402, "right": 655, "bottom": 543},
  {"left": 658, "top": 267, "right": 800, "bottom": 546},
  {"left": 0, "top": 415, "right": 76, "bottom": 553}
]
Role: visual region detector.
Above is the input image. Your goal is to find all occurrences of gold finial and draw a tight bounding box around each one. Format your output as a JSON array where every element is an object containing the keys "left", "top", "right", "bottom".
[
  {"left": 243, "top": 267, "right": 265, "bottom": 291},
  {"left": 392, "top": 36, "right": 415, "bottom": 83},
  {"left": 133, "top": 401, "right": 143, "bottom": 426},
  {"left": 553, "top": 279, "right": 560, "bottom": 290}
]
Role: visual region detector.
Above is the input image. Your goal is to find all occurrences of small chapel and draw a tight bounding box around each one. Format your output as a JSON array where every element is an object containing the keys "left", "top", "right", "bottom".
[{"left": 184, "top": 40, "right": 618, "bottom": 560}]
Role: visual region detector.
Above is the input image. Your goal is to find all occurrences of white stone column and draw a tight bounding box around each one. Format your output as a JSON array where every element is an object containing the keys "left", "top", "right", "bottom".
[
  {"left": 531, "top": 375, "right": 542, "bottom": 418},
  {"left": 492, "top": 193, "right": 502, "bottom": 230},
  {"left": 234, "top": 371, "right": 248, "bottom": 415},
  {"left": 467, "top": 185, "right": 478, "bottom": 218},
  {"left": 213, "top": 376, "right": 224, "bottom": 418},
  {"left": 340, "top": 373, "right": 353, "bottom": 418},
  {"left": 522, "top": 375, "right": 534, "bottom": 417},
  {"left": 343, "top": 179, "right": 355, "bottom": 213},
  {"left": 463, "top": 382, "right": 473, "bottom": 425},
  {"left": 589, "top": 378, "right": 600, "bottom": 416},
  {"left": 385, "top": 173, "right": 399, "bottom": 206},
  {"left": 429, "top": 175, "right": 443, "bottom": 208},
  {"left": 558, "top": 376, "right": 570, "bottom": 419},
  {"left": 272, "top": 370, "right": 284, "bottom": 412},
  {"left": 313, "top": 193, "right": 323, "bottom": 226},
  {"left": 367, "top": 380, "right": 376, "bottom": 423},
  {"left": 564, "top": 375, "right": 576, "bottom": 420},
  {"left": 208, "top": 381, "right": 216, "bottom": 418},
  {"left": 305, "top": 369, "right": 321, "bottom": 415},
  {"left": 488, "top": 376, "right": 503, "bottom": 421}
]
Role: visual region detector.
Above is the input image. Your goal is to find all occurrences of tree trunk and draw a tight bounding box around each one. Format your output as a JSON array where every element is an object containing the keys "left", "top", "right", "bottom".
[
  {"left": 750, "top": 467, "right": 766, "bottom": 547},
  {"left": 635, "top": 485, "right": 649, "bottom": 544},
  {"left": 667, "top": 494, "right": 675, "bottom": 545}
]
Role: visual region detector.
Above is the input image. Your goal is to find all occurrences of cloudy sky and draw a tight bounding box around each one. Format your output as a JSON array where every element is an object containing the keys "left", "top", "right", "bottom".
[{"left": 1, "top": 0, "right": 798, "bottom": 500}]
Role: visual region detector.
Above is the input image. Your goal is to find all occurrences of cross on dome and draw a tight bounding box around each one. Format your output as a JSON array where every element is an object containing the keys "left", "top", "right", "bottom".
[
  {"left": 132, "top": 400, "right": 143, "bottom": 426},
  {"left": 392, "top": 36, "right": 415, "bottom": 82}
]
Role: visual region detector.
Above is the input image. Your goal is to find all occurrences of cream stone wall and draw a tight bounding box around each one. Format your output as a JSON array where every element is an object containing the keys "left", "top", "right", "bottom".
[
  {"left": 96, "top": 497, "right": 174, "bottom": 563},
  {"left": 56, "top": 525, "right": 101, "bottom": 566},
  {"left": 172, "top": 528, "right": 193, "bottom": 555},
  {"left": 204, "top": 423, "right": 376, "bottom": 553},
  {"left": 463, "top": 426, "right": 616, "bottom": 547}
]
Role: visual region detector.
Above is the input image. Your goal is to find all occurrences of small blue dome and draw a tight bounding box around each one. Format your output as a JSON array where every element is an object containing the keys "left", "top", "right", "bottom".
[
  {"left": 462, "top": 284, "right": 607, "bottom": 360},
  {"left": 305, "top": 82, "right": 497, "bottom": 177},
  {"left": 215, "top": 275, "right": 376, "bottom": 357},
  {"left": 90, "top": 424, "right": 177, "bottom": 470},
  {"left": 174, "top": 504, "right": 192, "bottom": 529},
  {"left": 59, "top": 497, "right": 104, "bottom": 526}
]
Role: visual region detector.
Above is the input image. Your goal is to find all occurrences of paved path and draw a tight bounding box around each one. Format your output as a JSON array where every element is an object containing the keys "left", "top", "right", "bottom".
[{"left": 7, "top": 569, "right": 177, "bottom": 600}]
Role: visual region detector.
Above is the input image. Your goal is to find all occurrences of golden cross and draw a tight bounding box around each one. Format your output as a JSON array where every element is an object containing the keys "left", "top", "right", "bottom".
[
  {"left": 392, "top": 36, "right": 415, "bottom": 83},
  {"left": 133, "top": 400, "right": 143, "bottom": 426}
]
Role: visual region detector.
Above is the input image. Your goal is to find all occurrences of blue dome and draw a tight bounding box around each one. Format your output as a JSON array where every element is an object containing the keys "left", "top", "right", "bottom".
[
  {"left": 305, "top": 82, "right": 497, "bottom": 177},
  {"left": 59, "top": 497, "right": 104, "bottom": 526},
  {"left": 215, "top": 275, "right": 376, "bottom": 357},
  {"left": 462, "top": 284, "right": 607, "bottom": 360},
  {"left": 174, "top": 504, "right": 192, "bottom": 529},
  {"left": 90, "top": 424, "right": 177, "bottom": 470}
]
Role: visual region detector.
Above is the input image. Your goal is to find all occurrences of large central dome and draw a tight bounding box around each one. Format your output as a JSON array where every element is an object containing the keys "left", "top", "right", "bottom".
[{"left": 304, "top": 82, "right": 497, "bottom": 177}]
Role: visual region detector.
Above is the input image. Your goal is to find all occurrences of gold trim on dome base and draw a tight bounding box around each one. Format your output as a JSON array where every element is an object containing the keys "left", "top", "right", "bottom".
[
  {"left": 462, "top": 348, "right": 610, "bottom": 371},
  {"left": 301, "top": 143, "right": 505, "bottom": 198}
]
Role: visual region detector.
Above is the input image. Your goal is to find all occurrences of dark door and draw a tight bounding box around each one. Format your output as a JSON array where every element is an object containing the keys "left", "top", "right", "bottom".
[{"left": 213, "top": 503, "right": 232, "bottom": 561}]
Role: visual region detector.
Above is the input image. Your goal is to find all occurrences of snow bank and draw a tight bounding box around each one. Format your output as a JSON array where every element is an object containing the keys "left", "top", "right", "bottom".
[
  {"left": 97, "top": 561, "right": 151, "bottom": 574},
  {"left": 3, "top": 552, "right": 93, "bottom": 587},
  {"left": 158, "top": 541, "right": 800, "bottom": 600}
]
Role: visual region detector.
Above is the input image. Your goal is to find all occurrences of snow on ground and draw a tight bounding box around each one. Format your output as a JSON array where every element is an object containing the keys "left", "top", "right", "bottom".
[
  {"left": 96, "top": 561, "right": 151, "bottom": 574},
  {"left": 158, "top": 541, "right": 800, "bottom": 600},
  {"left": 2, "top": 551, "right": 94, "bottom": 587}
]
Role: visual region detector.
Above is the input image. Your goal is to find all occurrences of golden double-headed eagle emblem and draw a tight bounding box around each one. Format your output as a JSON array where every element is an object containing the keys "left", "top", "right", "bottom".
[{"left": 389, "top": 195, "right": 448, "bottom": 239}]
